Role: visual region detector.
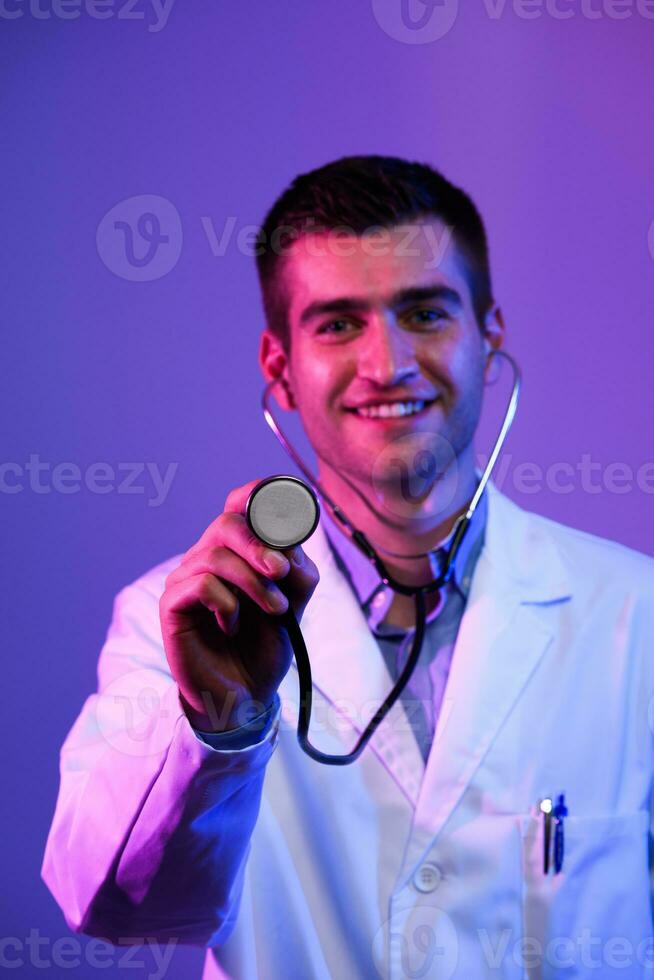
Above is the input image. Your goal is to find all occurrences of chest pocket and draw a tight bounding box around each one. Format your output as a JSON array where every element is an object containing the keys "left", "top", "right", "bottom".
[{"left": 519, "top": 810, "right": 651, "bottom": 979}]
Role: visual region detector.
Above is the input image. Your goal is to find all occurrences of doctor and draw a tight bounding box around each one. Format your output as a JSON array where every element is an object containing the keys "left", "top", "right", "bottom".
[{"left": 42, "top": 156, "right": 654, "bottom": 979}]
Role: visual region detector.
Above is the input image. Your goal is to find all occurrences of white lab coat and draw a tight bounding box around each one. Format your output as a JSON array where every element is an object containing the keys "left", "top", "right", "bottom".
[{"left": 42, "top": 480, "right": 654, "bottom": 980}]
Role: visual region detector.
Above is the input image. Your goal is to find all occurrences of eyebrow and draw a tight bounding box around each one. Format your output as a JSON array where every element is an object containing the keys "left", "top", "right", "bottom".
[{"left": 298, "top": 284, "right": 463, "bottom": 326}]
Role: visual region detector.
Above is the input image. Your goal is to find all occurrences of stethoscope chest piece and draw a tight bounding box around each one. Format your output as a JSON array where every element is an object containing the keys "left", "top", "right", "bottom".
[{"left": 246, "top": 475, "right": 320, "bottom": 550}]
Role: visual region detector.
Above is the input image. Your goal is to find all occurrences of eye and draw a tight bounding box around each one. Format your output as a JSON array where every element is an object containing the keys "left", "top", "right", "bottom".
[
  {"left": 404, "top": 307, "right": 448, "bottom": 326},
  {"left": 316, "top": 318, "right": 355, "bottom": 336}
]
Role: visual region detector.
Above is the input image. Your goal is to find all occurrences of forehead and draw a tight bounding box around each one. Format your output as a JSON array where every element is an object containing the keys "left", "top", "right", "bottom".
[{"left": 282, "top": 219, "right": 473, "bottom": 322}]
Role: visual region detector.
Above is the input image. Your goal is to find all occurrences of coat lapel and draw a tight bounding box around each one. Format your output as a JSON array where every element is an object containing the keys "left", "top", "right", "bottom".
[
  {"left": 397, "top": 481, "right": 573, "bottom": 884},
  {"left": 294, "top": 480, "right": 573, "bottom": 845}
]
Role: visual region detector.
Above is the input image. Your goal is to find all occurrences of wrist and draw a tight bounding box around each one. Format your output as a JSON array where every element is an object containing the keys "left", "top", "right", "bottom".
[{"left": 178, "top": 687, "right": 275, "bottom": 734}]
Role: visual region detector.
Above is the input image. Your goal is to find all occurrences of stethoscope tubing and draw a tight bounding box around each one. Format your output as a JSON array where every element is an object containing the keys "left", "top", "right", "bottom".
[
  {"left": 261, "top": 350, "right": 521, "bottom": 764},
  {"left": 280, "top": 590, "right": 427, "bottom": 764}
]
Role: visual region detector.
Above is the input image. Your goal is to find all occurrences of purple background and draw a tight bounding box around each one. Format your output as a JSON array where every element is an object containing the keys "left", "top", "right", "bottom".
[{"left": 3, "top": 3, "right": 653, "bottom": 977}]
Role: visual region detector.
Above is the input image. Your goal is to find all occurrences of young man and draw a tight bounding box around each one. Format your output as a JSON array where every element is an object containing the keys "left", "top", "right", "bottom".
[{"left": 42, "top": 157, "right": 654, "bottom": 979}]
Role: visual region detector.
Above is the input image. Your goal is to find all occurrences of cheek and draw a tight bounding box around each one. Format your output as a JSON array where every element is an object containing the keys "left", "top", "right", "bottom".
[
  {"left": 446, "top": 336, "right": 485, "bottom": 387},
  {"left": 293, "top": 370, "right": 329, "bottom": 412},
  {"left": 292, "top": 345, "right": 343, "bottom": 407}
]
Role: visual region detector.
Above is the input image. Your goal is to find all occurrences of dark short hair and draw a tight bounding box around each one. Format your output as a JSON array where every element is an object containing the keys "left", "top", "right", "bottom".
[{"left": 255, "top": 154, "right": 494, "bottom": 352}]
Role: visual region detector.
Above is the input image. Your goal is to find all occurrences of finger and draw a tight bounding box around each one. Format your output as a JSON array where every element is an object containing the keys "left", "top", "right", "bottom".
[
  {"left": 165, "top": 547, "right": 289, "bottom": 615},
  {"left": 274, "top": 545, "right": 320, "bottom": 613},
  {"left": 183, "top": 511, "right": 292, "bottom": 580},
  {"left": 160, "top": 571, "right": 241, "bottom": 638},
  {"left": 223, "top": 478, "right": 269, "bottom": 515},
  {"left": 223, "top": 480, "right": 314, "bottom": 570},
  {"left": 178, "top": 479, "right": 267, "bottom": 565}
]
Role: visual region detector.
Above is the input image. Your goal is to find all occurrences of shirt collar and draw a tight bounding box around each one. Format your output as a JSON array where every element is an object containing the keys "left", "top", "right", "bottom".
[{"left": 320, "top": 480, "right": 488, "bottom": 614}]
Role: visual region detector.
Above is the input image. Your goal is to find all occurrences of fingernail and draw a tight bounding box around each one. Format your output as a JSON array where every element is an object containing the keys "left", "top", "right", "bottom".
[
  {"left": 264, "top": 552, "right": 287, "bottom": 574},
  {"left": 290, "top": 547, "right": 305, "bottom": 567},
  {"left": 271, "top": 591, "right": 289, "bottom": 612}
]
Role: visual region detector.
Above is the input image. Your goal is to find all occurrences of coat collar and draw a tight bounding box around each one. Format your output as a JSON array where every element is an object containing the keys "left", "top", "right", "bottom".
[{"left": 289, "top": 478, "right": 572, "bottom": 882}]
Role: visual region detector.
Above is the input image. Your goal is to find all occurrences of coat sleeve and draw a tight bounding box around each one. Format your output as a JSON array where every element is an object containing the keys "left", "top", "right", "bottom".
[{"left": 40, "top": 558, "right": 282, "bottom": 947}]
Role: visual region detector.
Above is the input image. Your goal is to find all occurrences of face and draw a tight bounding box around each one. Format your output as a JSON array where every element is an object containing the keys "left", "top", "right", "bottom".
[{"left": 259, "top": 218, "right": 504, "bottom": 521}]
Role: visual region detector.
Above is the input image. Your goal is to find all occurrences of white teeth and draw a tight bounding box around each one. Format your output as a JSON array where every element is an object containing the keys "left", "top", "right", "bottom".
[{"left": 355, "top": 400, "right": 428, "bottom": 419}]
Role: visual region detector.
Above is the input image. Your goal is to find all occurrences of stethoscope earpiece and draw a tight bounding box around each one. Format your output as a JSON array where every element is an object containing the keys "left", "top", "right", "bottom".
[{"left": 246, "top": 475, "right": 320, "bottom": 550}]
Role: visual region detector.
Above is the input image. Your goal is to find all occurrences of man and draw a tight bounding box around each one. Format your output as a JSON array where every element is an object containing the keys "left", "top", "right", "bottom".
[{"left": 42, "top": 157, "right": 654, "bottom": 979}]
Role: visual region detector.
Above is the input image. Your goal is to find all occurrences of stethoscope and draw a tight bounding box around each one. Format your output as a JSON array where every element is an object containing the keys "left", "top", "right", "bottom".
[{"left": 245, "top": 350, "right": 522, "bottom": 765}]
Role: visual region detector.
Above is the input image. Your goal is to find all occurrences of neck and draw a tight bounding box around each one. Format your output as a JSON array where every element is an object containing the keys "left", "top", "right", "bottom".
[{"left": 318, "top": 444, "right": 479, "bottom": 588}]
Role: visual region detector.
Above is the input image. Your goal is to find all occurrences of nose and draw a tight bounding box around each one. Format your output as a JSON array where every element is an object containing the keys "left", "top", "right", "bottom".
[{"left": 356, "top": 314, "right": 419, "bottom": 387}]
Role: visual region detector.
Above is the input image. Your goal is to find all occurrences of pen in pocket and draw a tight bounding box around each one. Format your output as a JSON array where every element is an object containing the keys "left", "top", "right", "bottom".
[
  {"left": 540, "top": 793, "right": 567, "bottom": 874},
  {"left": 540, "top": 797, "right": 553, "bottom": 874},
  {"left": 553, "top": 793, "right": 568, "bottom": 874}
]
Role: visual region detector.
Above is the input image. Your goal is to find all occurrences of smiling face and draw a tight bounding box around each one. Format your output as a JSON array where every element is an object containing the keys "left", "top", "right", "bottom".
[{"left": 259, "top": 218, "right": 504, "bottom": 529}]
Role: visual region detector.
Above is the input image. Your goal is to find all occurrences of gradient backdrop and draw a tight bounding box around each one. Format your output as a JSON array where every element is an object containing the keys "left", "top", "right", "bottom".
[{"left": 2, "top": 3, "right": 653, "bottom": 977}]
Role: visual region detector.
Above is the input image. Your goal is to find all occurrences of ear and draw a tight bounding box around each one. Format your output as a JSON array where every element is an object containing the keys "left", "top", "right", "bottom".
[
  {"left": 481, "top": 304, "right": 506, "bottom": 385},
  {"left": 258, "top": 329, "right": 297, "bottom": 410}
]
